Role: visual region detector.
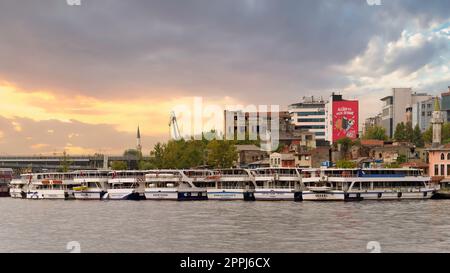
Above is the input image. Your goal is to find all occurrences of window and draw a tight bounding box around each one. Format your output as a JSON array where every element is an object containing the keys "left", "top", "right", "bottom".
[
  {"left": 297, "top": 118, "right": 325, "bottom": 123},
  {"left": 427, "top": 104, "right": 432, "bottom": 109},
  {"left": 441, "top": 164, "right": 445, "bottom": 176},
  {"left": 428, "top": 112, "right": 432, "bottom": 117},
  {"left": 447, "top": 153, "right": 450, "bottom": 160},
  {"left": 442, "top": 153, "right": 445, "bottom": 160},
  {"left": 422, "top": 112, "right": 425, "bottom": 117},
  {"left": 447, "top": 164, "right": 450, "bottom": 176},
  {"left": 435, "top": 164, "right": 439, "bottom": 176},
  {"left": 422, "top": 104, "right": 426, "bottom": 109}
]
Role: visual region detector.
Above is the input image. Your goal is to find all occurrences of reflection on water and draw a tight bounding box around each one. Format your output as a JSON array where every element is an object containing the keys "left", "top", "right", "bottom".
[{"left": 1, "top": 199, "right": 450, "bottom": 253}]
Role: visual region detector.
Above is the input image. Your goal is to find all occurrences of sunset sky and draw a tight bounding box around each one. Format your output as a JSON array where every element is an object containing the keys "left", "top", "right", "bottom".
[{"left": 0, "top": 0, "right": 449, "bottom": 155}]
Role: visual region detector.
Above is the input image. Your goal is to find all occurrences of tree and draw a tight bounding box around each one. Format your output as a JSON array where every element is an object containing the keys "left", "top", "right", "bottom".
[
  {"left": 111, "top": 161, "right": 127, "bottom": 170},
  {"left": 335, "top": 160, "right": 356, "bottom": 169},
  {"left": 59, "top": 151, "right": 72, "bottom": 173},
  {"left": 206, "top": 140, "right": 238, "bottom": 168},
  {"left": 405, "top": 122, "right": 414, "bottom": 142},
  {"left": 394, "top": 122, "right": 407, "bottom": 141},
  {"left": 412, "top": 124, "right": 424, "bottom": 147},
  {"left": 363, "top": 125, "right": 387, "bottom": 140},
  {"left": 423, "top": 123, "right": 450, "bottom": 144},
  {"left": 336, "top": 137, "right": 354, "bottom": 159}
]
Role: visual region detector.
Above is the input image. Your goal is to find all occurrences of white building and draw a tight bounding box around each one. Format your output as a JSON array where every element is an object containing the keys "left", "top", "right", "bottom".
[
  {"left": 380, "top": 88, "right": 431, "bottom": 138},
  {"left": 288, "top": 96, "right": 326, "bottom": 140}
]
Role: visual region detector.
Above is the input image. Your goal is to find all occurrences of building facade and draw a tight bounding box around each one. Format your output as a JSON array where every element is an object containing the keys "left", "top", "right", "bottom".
[
  {"left": 440, "top": 87, "right": 450, "bottom": 122},
  {"left": 288, "top": 96, "right": 326, "bottom": 140},
  {"left": 325, "top": 93, "right": 359, "bottom": 144}
]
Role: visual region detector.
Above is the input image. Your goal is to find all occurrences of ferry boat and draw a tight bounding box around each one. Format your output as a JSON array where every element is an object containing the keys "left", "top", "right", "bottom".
[
  {"left": 251, "top": 168, "right": 302, "bottom": 201},
  {"left": 0, "top": 168, "right": 13, "bottom": 197},
  {"left": 9, "top": 174, "right": 30, "bottom": 198},
  {"left": 144, "top": 170, "right": 208, "bottom": 201},
  {"left": 106, "top": 170, "right": 147, "bottom": 200},
  {"left": 73, "top": 170, "right": 109, "bottom": 200},
  {"left": 302, "top": 168, "right": 436, "bottom": 201},
  {"left": 26, "top": 172, "right": 79, "bottom": 200},
  {"left": 203, "top": 169, "right": 256, "bottom": 201}
]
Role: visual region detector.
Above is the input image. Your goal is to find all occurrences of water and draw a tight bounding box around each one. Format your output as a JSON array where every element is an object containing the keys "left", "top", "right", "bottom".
[{"left": 1, "top": 198, "right": 450, "bottom": 253}]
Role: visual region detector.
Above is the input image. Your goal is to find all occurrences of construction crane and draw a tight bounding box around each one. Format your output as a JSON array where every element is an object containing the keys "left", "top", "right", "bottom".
[{"left": 169, "top": 111, "right": 182, "bottom": 140}]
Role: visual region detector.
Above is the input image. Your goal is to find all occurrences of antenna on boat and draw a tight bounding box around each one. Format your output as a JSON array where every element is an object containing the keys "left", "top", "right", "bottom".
[{"left": 169, "top": 111, "right": 182, "bottom": 140}]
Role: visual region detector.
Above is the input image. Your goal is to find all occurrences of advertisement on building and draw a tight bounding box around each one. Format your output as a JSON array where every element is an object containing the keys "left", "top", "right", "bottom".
[{"left": 332, "top": 100, "right": 359, "bottom": 141}]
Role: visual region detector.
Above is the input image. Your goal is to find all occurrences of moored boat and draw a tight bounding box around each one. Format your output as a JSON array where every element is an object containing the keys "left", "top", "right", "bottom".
[
  {"left": 302, "top": 168, "right": 436, "bottom": 201},
  {"left": 73, "top": 170, "right": 109, "bottom": 200},
  {"left": 26, "top": 172, "right": 78, "bottom": 200},
  {"left": 251, "top": 168, "right": 302, "bottom": 201},
  {"left": 0, "top": 168, "right": 13, "bottom": 197},
  {"left": 106, "top": 170, "right": 147, "bottom": 200}
]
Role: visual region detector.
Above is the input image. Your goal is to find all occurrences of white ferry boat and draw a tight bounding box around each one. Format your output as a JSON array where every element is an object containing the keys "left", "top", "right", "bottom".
[
  {"left": 251, "top": 168, "right": 302, "bottom": 201},
  {"left": 73, "top": 170, "right": 109, "bottom": 200},
  {"left": 144, "top": 169, "right": 208, "bottom": 201},
  {"left": 106, "top": 170, "right": 147, "bottom": 200},
  {"left": 26, "top": 172, "right": 79, "bottom": 200},
  {"left": 302, "top": 168, "right": 436, "bottom": 201},
  {"left": 9, "top": 174, "right": 30, "bottom": 198},
  {"left": 203, "top": 169, "right": 256, "bottom": 201},
  {"left": 144, "top": 170, "right": 183, "bottom": 200}
]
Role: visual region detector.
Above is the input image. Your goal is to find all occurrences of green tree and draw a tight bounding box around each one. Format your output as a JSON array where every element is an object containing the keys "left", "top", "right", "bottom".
[
  {"left": 394, "top": 122, "right": 407, "bottom": 141},
  {"left": 111, "top": 161, "right": 128, "bottom": 170},
  {"left": 335, "top": 160, "right": 356, "bottom": 169},
  {"left": 206, "top": 140, "right": 238, "bottom": 168},
  {"left": 58, "top": 151, "right": 72, "bottom": 173},
  {"left": 363, "top": 125, "right": 387, "bottom": 140},
  {"left": 405, "top": 122, "right": 414, "bottom": 142},
  {"left": 138, "top": 160, "right": 155, "bottom": 170},
  {"left": 337, "top": 137, "right": 354, "bottom": 159},
  {"left": 412, "top": 124, "right": 424, "bottom": 147},
  {"left": 150, "top": 142, "right": 165, "bottom": 169}
]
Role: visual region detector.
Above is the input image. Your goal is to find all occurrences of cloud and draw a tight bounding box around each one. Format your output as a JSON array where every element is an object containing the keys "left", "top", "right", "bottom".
[
  {"left": 0, "top": 116, "right": 165, "bottom": 155},
  {"left": 0, "top": 0, "right": 449, "bottom": 154}
]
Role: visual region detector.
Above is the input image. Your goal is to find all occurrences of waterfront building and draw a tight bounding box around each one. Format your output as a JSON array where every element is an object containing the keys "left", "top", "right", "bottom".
[
  {"left": 381, "top": 88, "right": 432, "bottom": 137},
  {"left": 235, "top": 144, "right": 268, "bottom": 168},
  {"left": 411, "top": 97, "right": 447, "bottom": 132},
  {"left": 441, "top": 87, "right": 450, "bottom": 122},
  {"left": 427, "top": 97, "right": 449, "bottom": 182},
  {"left": 324, "top": 93, "right": 359, "bottom": 144},
  {"left": 269, "top": 153, "right": 295, "bottom": 168},
  {"left": 288, "top": 96, "right": 327, "bottom": 140},
  {"left": 364, "top": 114, "right": 382, "bottom": 134}
]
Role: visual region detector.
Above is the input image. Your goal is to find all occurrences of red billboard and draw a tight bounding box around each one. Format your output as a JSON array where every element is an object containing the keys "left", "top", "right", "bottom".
[{"left": 332, "top": 100, "right": 358, "bottom": 142}]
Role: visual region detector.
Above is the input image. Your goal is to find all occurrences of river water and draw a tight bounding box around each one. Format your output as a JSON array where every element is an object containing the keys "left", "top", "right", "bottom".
[{"left": 1, "top": 198, "right": 450, "bottom": 253}]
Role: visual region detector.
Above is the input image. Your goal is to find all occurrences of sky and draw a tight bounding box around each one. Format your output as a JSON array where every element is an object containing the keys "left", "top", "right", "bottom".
[{"left": 0, "top": 0, "right": 449, "bottom": 155}]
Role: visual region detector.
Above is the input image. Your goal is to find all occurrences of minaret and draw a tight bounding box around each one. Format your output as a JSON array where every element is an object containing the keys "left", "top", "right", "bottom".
[
  {"left": 136, "top": 125, "right": 142, "bottom": 154},
  {"left": 431, "top": 97, "right": 443, "bottom": 148}
]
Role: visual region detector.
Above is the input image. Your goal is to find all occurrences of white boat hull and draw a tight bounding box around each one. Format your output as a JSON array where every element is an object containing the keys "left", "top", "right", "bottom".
[
  {"left": 302, "top": 191, "right": 345, "bottom": 201},
  {"left": 74, "top": 190, "right": 104, "bottom": 200},
  {"left": 207, "top": 189, "right": 245, "bottom": 200},
  {"left": 144, "top": 188, "right": 178, "bottom": 200},
  {"left": 26, "top": 190, "right": 67, "bottom": 199},
  {"left": 9, "top": 188, "right": 24, "bottom": 198},
  {"left": 107, "top": 189, "right": 140, "bottom": 200},
  {"left": 354, "top": 190, "right": 434, "bottom": 200},
  {"left": 254, "top": 189, "right": 295, "bottom": 201}
]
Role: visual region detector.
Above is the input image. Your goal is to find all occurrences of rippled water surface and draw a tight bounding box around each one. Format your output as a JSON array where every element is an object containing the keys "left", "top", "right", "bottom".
[{"left": 1, "top": 198, "right": 450, "bottom": 253}]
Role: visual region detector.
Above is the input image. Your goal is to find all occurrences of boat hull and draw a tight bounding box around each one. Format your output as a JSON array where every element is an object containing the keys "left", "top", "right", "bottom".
[
  {"left": 177, "top": 191, "right": 207, "bottom": 201},
  {"left": 207, "top": 189, "right": 246, "bottom": 200},
  {"left": 144, "top": 189, "right": 178, "bottom": 200},
  {"left": 302, "top": 191, "right": 345, "bottom": 201},
  {"left": 107, "top": 189, "right": 141, "bottom": 200},
  {"left": 254, "top": 189, "right": 297, "bottom": 201},
  {"left": 9, "top": 189, "right": 25, "bottom": 198},
  {"left": 26, "top": 190, "right": 68, "bottom": 199},
  {"left": 74, "top": 191, "right": 105, "bottom": 200}
]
